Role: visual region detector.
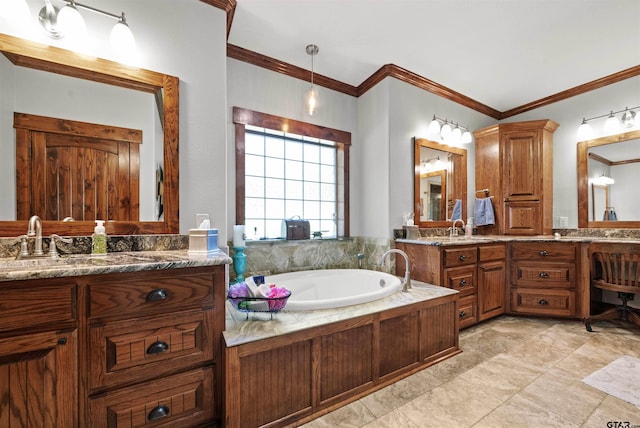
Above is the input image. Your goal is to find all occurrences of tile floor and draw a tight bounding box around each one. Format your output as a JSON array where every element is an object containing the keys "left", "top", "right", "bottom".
[{"left": 302, "top": 316, "right": 640, "bottom": 428}]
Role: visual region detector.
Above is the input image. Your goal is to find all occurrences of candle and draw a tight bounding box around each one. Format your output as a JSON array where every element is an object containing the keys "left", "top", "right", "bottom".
[{"left": 233, "top": 225, "right": 245, "bottom": 247}]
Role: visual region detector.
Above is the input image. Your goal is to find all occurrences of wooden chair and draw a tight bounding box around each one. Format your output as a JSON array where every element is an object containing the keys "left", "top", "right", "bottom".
[{"left": 584, "top": 243, "right": 640, "bottom": 332}]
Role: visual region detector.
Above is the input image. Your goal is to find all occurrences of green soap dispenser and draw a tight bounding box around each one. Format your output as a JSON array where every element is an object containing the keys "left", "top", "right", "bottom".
[{"left": 92, "top": 220, "right": 107, "bottom": 256}]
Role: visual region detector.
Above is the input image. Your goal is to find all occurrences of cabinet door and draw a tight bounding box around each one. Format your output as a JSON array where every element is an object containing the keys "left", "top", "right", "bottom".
[
  {"left": 504, "top": 201, "right": 541, "bottom": 235},
  {"left": 0, "top": 330, "right": 77, "bottom": 428},
  {"left": 502, "top": 131, "right": 540, "bottom": 201},
  {"left": 478, "top": 260, "right": 506, "bottom": 321}
]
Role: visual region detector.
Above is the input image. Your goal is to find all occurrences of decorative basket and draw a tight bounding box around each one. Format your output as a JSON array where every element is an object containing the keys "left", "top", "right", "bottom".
[{"left": 228, "top": 290, "right": 291, "bottom": 315}]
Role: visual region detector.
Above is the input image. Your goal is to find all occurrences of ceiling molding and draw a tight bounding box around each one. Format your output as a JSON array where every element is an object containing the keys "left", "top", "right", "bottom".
[
  {"left": 227, "top": 44, "right": 359, "bottom": 97},
  {"left": 199, "top": 0, "right": 236, "bottom": 37}
]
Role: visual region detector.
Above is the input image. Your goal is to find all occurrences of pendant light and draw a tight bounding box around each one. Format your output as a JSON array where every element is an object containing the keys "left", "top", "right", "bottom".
[{"left": 306, "top": 44, "right": 319, "bottom": 116}]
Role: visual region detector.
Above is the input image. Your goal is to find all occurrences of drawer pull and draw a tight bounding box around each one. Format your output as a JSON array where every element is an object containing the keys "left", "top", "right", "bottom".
[
  {"left": 146, "top": 288, "right": 168, "bottom": 302},
  {"left": 459, "top": 310, "right": 467, "bottom": 318},
  {"left": 458, "top": 255, "right": 466, "bottom": 261},
  {"left": 538, "top": 299, "right": 549, "bottom": 305},
  {"left": 539, "top": 272, "right": 549, "bottom": 278},
  {"left": 459, "top": 279, "right": 467, "bottom": 286},
  {"left": 147, "top": 341, "right": 169, "bottom": 355},
  {"left": 148, "top": 405, "right": 170, "bottom": 421},
  {"left": 538, "top": 250, "right": 549, "bottom": 256}
]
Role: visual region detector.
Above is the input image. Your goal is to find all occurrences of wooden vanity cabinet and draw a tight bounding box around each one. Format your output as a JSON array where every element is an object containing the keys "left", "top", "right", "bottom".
[
  {"left": 478, "top": 245, "right": 507, "bottom": 321},
  {"left": 508, "top": 242, "right": 582, "bottom": 317},
  {"left": 474, "top": 120, "right": 559, "bottom": 236},
  {"left": 0, "top": 279, "right": 78, "bottom": 427}
]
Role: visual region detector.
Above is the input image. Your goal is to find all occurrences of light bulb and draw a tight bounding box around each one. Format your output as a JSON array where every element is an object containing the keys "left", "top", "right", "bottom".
[
  {"left": 428, "top": 116, "right": 441, "bottom": 136},
  {"left": 306, "top": 86, "right": 318, "bottom": 116},
  {"left": 577, "top": 119, "right": 593, "bottom": 140},
  {"left": 461, "top": 130, "right": 472, "bottom": 144},
  {"left": 440, "top": 121, "right": 452, "bottom": 141},
  {"left": 111, "top": 18, "right": 137, "bottom": 65},
  {"left": 603, "top": 111, "right": 621, "bottom": 135},
  {"left": 451, "top": 125, "right": 462, "bottom": 145}
]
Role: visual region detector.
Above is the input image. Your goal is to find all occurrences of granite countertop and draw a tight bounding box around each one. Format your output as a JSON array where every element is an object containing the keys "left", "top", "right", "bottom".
[
  {"left": 0, "top": 250, "right": 232, "bottom": 282},
  {"left": 395, "top": 234, "right": 640, "bottom": 246},
  {"left": 223, "top": 281, "right": 457, "bottom": 347}
]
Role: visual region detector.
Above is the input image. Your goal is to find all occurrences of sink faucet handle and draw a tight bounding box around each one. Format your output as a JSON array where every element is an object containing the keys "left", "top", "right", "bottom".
[
  {"left": 16, "top": 235, "right": 29, "bottom": 258},
  {"left": 48, "top": 234, "right": 73, "bottom": 257}
]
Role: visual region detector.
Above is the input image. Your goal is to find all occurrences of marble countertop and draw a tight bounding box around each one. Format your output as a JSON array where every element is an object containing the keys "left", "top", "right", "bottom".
[
  {"left": 0, "top": 250, "right": 232, "bottom": 282},
  {"left": 223, "top": 281, "right": 458, "bottom": 347},
  {"left": 395, "top": 234, "right": 640, "bottom": 246}
]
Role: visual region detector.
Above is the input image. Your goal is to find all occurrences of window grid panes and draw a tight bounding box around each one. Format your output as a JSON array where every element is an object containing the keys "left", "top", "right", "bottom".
[{"left": 245, "top": 125, "right": 338, "bottom": 240}]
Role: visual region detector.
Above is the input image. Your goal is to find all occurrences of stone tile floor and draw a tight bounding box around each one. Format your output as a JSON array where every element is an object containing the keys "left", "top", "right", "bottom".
[{"left": 302, "top": 316, "right": 640, "bottom": 428}]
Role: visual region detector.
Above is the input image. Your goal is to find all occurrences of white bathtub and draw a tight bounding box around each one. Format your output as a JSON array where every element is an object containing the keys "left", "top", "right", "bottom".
[{"left": 263, "top": 269, "right": 402, "bottom": 311}]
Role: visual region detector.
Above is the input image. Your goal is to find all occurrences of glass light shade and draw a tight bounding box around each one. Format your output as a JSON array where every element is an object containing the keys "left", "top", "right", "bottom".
[
  {"left": 621, "top": 108, "right": 636, "bottom": 128},
  {"left": 450, "top": 126, "right": 462, "bottom": 145},
  {"left": 596, "top": 174, "right": 615, "bottom": 185},
  {"left": 603, "top": 112, "right": 621, "bottom": 135},
  {"left": 440, "top": 122, "right": 452, "bottom": 140},
  {"left": 111, "top": 21, "right": 137, "bottom": 64},
  {"left": 577, "top": 120, "right": 593, "bottom": 140},
  {"left": 306, "top": 86, "right": 318, "bottom": 116},
  {"left": 57, "top": 4, "right": 85, "bottom": 38},
  {"left": 428, "top": 117, "right": 441, "bottom": 136},
  {"left": 461, "top": 130, "right": 472, "bottom": 144}
]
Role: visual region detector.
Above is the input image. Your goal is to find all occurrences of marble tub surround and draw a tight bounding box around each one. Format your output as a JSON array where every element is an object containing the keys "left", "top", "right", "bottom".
[
  {"left": 0, "top": 234, "right": 189, "bottom": 259},
  {"left": 224, "top": 280, "right": 457, "bottom": 347},
  {"left": 231, "top": 236, "right": 392, "bottom": 279},
  {"left": 0, "top": 249, "right": 231, "bottom": 282}
]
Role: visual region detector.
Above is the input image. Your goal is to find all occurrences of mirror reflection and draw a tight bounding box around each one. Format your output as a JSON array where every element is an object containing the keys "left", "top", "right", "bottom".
[
  {"left": 577, "top": 129, "right": 640, "bottom": 228},
  {"left": 414, "top": 138, "right": 467, "bottom": 228}
]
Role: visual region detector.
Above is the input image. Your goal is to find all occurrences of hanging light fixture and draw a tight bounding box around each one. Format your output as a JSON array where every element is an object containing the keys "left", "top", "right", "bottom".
[
  {"left": 38, "top": 0, "right": 137, "bottom": 63},
  {"left": 428, "top": 115, "right": 474, "bottom": 145},
  {"left": 577, "top": 105, "right": 639, "bottom": 139},
  {"left": 305, "top": 44, "right": 319, "bottom": 116}
]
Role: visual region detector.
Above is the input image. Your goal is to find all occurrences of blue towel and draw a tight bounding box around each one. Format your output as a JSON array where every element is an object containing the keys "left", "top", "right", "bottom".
[
  {"left": 451, "top": 199, "right": 462, "bottom": 221},
  {"left": 474, "top": 198, "right": 495, "bottom": 226}
]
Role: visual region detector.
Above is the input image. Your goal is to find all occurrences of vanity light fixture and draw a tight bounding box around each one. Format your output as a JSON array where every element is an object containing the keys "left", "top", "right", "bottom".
[
  {"left": 577, "top": 105, "right": 639, "bottom": 140},
  {"left": 428, "top": 115, "right": 473, "bottom": 145},
  {"left": 38, "top": 0, "right": 136, "bottom": 63},
  {"left": 305, "top": 44, "right": 319, "bottom": 116},
  {"left": 595, "top": 173, "right": 615, "bottom": 186}
]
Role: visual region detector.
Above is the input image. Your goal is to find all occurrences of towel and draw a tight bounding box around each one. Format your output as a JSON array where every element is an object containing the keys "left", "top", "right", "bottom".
[
  {"left": 451, "top": 199, "right": 462, "bottom": 221},
  {"left": 474, "top": 198, "right": 495, "bottom": 226}
]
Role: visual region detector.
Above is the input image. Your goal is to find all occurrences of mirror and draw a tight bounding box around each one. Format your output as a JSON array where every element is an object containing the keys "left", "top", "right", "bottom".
[
  {"left": 414, "top": 137, "right": 467, "bottom": 228},
  {"left": 0, "top": 33, "right": 178, "bottom": 236},
  {"left": 577, "top": 129, "right": 640, "bottom": 228}
]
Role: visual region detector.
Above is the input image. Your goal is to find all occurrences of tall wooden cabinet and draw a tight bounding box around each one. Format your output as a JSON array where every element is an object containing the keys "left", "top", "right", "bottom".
[{"left": 474, "top": 120, "right": 559, "bottom": 235}]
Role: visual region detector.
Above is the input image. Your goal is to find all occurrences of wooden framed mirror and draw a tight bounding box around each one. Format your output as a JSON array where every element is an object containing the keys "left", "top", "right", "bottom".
[
  {"left": 577, "top": 129, "right": 640, "bottom": 228},
  {"left": 414, "top": 137, "right": 467, "bottom": 228},
  {"left": 0, "top": 33, "right": 179, "bottom": 236}
]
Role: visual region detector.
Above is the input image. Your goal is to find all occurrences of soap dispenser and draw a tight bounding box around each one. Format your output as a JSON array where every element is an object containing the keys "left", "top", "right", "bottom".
[{"left": 92, "top": 220, "right": 107, "bottom": 256}]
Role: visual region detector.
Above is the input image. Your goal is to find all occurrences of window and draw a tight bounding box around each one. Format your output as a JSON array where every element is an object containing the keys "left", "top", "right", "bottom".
[{"left": 234, "top": 107, "right": 350, "bottom": 240}]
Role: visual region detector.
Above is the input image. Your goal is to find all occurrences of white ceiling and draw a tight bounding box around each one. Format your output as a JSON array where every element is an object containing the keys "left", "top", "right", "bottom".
[{"left": 227, "top": 0, "right": 640, "bottom": 113}]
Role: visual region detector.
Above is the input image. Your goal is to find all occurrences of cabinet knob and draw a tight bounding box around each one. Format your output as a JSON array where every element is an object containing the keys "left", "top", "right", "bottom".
[
  {"left": 539, "top": 272, "right": 549, "bottom": 278},
  {"left": 146, "top": 288, "right": 168, "bottom": 302},
  {"left": 538, "top": 250, "right": 549, "bottom": 256},
  {"left": 458, "top": 255, "right": 466, "bottom": 261},
  {"left": 459, "top": 311, "right": 467, "bottom": 318},
  {"left": 57, "top": 337, "right": 67, "bottom": 345},
  {"left": 538, "top": 299, "right": 549, "bottom": 305},
  {"left": 146, "top": 341, "right": 169, "bottom": 355},
  {"left": 459, "top": 279, "right": 467, "bottom": 286},
  {"left": 148, "top": 405, "right": 170, "bottom": 421}
]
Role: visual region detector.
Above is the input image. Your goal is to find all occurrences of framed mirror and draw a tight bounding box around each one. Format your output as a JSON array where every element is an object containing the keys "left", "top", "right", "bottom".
[
  {"left": 0, "top": 33, "right": 179, "bottom": 236},
  {"left": 577, "top": 129, "right": 640, "bottom": 228},
  {"left": 414, "top": 137, "right": 467, "bottom": 228}
]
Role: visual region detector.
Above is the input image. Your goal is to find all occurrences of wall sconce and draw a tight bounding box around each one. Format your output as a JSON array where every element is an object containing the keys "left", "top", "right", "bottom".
[
  {"left": 428, "top": 115, "right": 473, "bottom": 145},
  {"left": 577, "top": 105, "right": 639, "bottom": 140},
  {"left": 38, "top": 0, "right": 136, "bottom": 63},
  {"left": 305, "top": 44, "right": 319, "bottom": 116}
]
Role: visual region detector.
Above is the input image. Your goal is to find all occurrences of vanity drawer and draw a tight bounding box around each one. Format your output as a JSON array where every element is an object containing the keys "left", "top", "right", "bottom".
[
  {"left": 457, "top": 295, "right": 477, "bottom": 329},
  {"left": 444, "top": 265, "right": 476, "bottom": 297},
  {"left": 479, "top": 244, "right": 505, "bottom": 262},
  {"left": 88, "top": 309, "right": 213, "bottom": 391},
  {"left": 510, "top": 288, "right": 575, "bottom": 317},
  {"left": 511, "top": 242, "right": 576, "bottom": 261},
  {"left": 89, "top": 366, "right": 215, "bottom": 428},
  {"left": 443, "top": 247, "right": 477, "bottom": 267},
  {"left": 512, "top": 262, "right": 574, "bottom": 287},
  {"left": 0, "top": 280, "right": 76, "bottom": 333},
  {"left": 88, "top": 268, "right": 214, "bottom": 320}
]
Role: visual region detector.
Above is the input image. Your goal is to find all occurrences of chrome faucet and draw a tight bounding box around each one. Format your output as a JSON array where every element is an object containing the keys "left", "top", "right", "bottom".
[
  {"left": 450, "top": 219, "right": 465, "bottom": 237},
  {"left": 27, "top": 215, "right": 44, "bottom": 256},
  {"left": 380, "top": 249, "right": 411, "bottom": 292}
]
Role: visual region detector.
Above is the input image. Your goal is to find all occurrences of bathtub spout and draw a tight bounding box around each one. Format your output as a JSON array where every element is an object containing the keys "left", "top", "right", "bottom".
[{"left": 380, "top": 249, "right": 411, "bottom": 292}]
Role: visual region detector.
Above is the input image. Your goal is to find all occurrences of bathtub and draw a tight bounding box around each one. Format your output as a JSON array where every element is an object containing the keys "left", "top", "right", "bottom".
[{"left": 263, "top": 269, "right": 402, "bottom": 311}]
